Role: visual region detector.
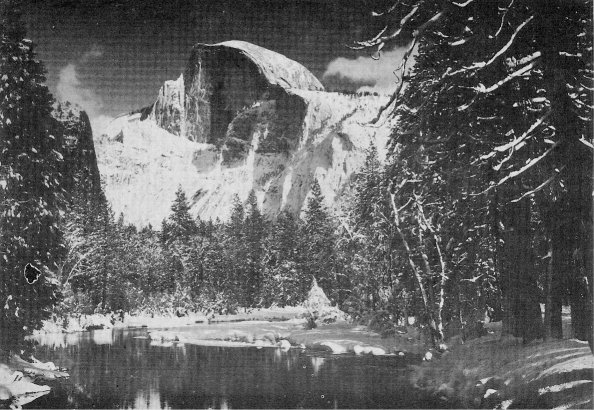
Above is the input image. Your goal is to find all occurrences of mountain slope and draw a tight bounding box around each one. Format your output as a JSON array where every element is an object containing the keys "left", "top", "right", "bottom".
[{"left": 95, "top": 41, "right": 394, "bottom": 227}]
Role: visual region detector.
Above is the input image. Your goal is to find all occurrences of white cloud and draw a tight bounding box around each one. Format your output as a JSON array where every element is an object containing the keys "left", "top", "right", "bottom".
[
  {"left": 56, "top": 63, "right": 102, "bottom": 115},
  {"left": 90, "top": 115, "right": 114, "bottom": 138},
  {"left": 323, "top": 47, "right": 413, "bottom": 94},
  {"left": 56, "top": 45, "right": 112, "bottom": 137}
]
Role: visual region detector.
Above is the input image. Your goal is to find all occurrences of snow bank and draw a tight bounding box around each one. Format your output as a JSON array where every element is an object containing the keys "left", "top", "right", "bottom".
[{"left": 410, "top": 323, "right": 593, "bottom": 409}]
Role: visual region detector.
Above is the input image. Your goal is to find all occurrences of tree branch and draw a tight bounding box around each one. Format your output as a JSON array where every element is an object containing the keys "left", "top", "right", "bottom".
[
  {"left": 448, "top": 15, "right": 534, "bottom": 77},
  {"left": 510, "top": 166, "right": 565, "bottom": 203}
]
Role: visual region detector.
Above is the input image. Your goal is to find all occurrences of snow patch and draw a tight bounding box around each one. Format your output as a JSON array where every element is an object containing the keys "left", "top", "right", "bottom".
[{"left": 538, "top": 380, "right": 592, "bottom": 395}]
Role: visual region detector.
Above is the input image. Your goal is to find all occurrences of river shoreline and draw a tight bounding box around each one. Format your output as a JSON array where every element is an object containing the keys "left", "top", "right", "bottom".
[{"left": 3, "top": 307, "right": 592, "bottom": 409}]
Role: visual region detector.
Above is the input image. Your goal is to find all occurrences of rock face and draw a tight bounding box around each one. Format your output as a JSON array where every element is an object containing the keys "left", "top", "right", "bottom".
[
  {"left": 151, "top": 40, "right": 324, "bottom": 144},
  {"left": 183, "top": 41, "right": 322, "bottom": 145},
  {"left": 97, "top": 41, "right": 393, "bottom": 227},
  {"left": 149, "top": 74, "right": 184, "bottom": 136},
  {"left": 52, "top": 101, "right": 102, "bottom": 196}
]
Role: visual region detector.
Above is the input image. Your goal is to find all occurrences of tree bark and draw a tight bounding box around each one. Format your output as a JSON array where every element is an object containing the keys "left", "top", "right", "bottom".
[
  {"left": 564, "top": 142, "right": 592, "bottom": 342},
  {"left": 543, "top": 236, "right": 563, "bottom": 339},
  {"left": 543, "top": 241, "right": 552, "bottom": 341},
  {"left": 539, "top": 1, "right": 593, "bottom": 343},
  {"left": 499, "top": 185, "right": 543, "bottom": 341}
]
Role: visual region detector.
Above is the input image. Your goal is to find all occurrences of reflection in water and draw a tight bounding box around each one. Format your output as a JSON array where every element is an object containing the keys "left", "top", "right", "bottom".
[
  {"left": 310, "top": 356, "right": 325, "bottom": 377},
  {"left": 133, "top": 387, "right": 170, "bottom": 410},
  {"left": 29, "top": 328, "right": 432, "bottom": 409},
  {"left": 92, "top": 329, "right": 113, "bottom": 346}
]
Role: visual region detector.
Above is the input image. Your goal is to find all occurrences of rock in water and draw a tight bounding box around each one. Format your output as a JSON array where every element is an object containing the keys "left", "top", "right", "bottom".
[
  {"left": 320, "top": 341, "right": 347, "bottom": 354},
  {"left": 96, "top": 41, "right": 394, "bottom": 227},
  {"left": 279, "top": 339, "right": 291, "bottom": 351}
]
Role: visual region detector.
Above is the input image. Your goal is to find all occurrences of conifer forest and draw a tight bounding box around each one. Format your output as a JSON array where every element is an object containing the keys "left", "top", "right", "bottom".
[{"left": 0, "top": 1, "right": 592, "bottom": 409}]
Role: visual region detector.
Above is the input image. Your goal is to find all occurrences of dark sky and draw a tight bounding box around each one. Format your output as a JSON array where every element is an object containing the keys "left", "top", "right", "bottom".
[{"left": 22, "top": 0, "right": 400, "bottom": 130}]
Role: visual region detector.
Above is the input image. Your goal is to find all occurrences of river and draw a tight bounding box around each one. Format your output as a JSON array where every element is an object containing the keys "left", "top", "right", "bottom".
[{"left": 28, "top": 326, "right": 441, "bottom": 409}]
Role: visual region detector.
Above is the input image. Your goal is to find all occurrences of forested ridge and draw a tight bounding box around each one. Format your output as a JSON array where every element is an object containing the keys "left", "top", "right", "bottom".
[{"left": 1, "top": 0, "right": 593, "bottom": 360}]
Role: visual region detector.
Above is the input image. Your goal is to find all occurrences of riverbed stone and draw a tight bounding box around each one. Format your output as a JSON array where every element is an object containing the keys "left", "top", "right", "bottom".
[{"left": 482, "top": 388, "right": 503, "bottom": 408}]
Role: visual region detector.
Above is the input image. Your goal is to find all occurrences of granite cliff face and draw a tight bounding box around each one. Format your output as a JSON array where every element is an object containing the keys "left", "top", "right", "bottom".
[
  {"left": 96, "top": 41, "right": 393, "bottom": 227},
  {"left": 52, "top": 101, "right": 102, "bottom": 196},
  {"left": 148, "top": 74, "right": 185, "bottom": 136}
]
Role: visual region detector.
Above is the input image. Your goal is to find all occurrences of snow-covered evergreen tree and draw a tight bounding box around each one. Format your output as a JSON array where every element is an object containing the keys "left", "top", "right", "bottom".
[
  {"left": 0, "top": 0, "right": 65, "bottom": 355},
  {"left": 299, "top": 179, "right": 338, "bottom": 301},
  {"left": 242, "top": 190, "right": 266, "bottom": 306},
  {"left": 261, "top": 210, "right": 301, "bottom": 306}
]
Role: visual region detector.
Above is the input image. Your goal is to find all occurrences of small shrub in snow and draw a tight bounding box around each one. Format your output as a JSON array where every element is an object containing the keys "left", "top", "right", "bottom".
[{"left": 302, "top": 279, "right": 347, "bottom": 328}]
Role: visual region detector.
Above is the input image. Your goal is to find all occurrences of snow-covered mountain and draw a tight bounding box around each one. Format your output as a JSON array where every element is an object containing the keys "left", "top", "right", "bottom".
[{"left": 95, "top": 41, "right": 394, "bottom": 227}]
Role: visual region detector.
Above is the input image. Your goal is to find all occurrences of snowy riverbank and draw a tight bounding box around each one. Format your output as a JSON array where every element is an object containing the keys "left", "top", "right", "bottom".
[
  {"left": 0, "top": 357, "right": 68, "bottom": 408},
  {"left": 411, "top": 322, "right": 593, "bottom": 409},
  {"left": 18, "top": 302, "right": 594, "bottom": 409},
  {"left": 32, "top": 305, "right": 309, "bottom": 334}
]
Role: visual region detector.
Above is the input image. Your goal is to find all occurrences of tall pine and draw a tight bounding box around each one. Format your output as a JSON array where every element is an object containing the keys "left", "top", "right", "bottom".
[
  {"left": 0, "top": 0, "right": 65, "bottom": 355},
  {"left": 299, "top": 179, "right": 338, "bottom": 301},
  {"left": 262, "top": 210, "right": 301, "bottom": 306},
  {"left": 242, "top": 190, "right": 266, "bottom": 306},
  {"left": 160, "top": 186, "right": 198, "bottom": 292}
]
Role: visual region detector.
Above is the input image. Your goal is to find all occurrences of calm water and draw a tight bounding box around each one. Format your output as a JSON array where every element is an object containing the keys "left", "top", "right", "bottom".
[{"left": 29, "top": 327, "right": 436, "bottom": 409}]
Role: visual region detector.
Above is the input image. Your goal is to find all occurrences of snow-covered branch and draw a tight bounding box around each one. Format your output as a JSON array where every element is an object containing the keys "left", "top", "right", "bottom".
[
  {"left": 355, "top": 5, "right": 419, "bottom": 48},
  {"left": 493, "top": 110, "right": 551, "bottom": 153},
  {"left": 477, "top": 58, "right": 538, "bottom": 94},
  {"left": 510, "top": 166, "right": 565, "bottom": 203},
  {"left": 451, "top": 0, "right": 475, "bottom": 7},
  {"left": 479, "top": 140, "right": 560, "bottom": 195},
  {"left": 493, "top": 0, "right": 515, "bottom": 37},
  {"left": 448, "top": 15, "right": 534, "bottom": 77}
]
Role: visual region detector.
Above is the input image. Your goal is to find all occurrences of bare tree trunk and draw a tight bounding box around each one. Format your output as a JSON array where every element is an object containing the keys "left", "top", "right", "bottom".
[
  {"left": 417, "top": 202, "right": 448, "bottom": 343},
  {"left": 389, "top": 192, "right": 442, "bottom": 346},
  {"left": 565, "top": 144, "right": 592, "bottom": 342},
  {"left": 539, "top": 1, "right": 593, "bottom": 345},
  {"left": 549, "top": 228, "right": 564, "bottom": 338},
  {"left": 543, "top": 239, "right": 553, "bottom": 340},
  {"left": 540, "top": 199, "right": 564, "bottom": 339},
  {"left": 499, "top": 185, "right": 543, "bottom": 341}
]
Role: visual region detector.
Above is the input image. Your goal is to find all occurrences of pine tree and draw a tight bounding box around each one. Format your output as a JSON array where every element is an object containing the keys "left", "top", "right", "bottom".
[
  {"left": 299, "top": 179, "right": 338, "bottom": 301},
  {"left": 0, "top": 0, "right": 65, "bottom": 355},
  {"left": 340, "top": 144, "right": 402, "bottom": 318},
  {"left": 161, "top": 185, "right": 197, "bottom": 245},
  {"left": 261, "top": 210, "right": 301, "bottom": 306},
  {"left": 352, "top": 142, "right": 383, "bottom": 226},
  {"left": 356, "top": 0, "right": 593, "bottom": 343},
  {"left": 242, "top": 190, "right": 266, "bottom": 306},
  {"left": 160, "top": 186, "right": 198, "bottom": 293},
  {"left": 223, "top": 194, "right": 246, "bottom": 304}
]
